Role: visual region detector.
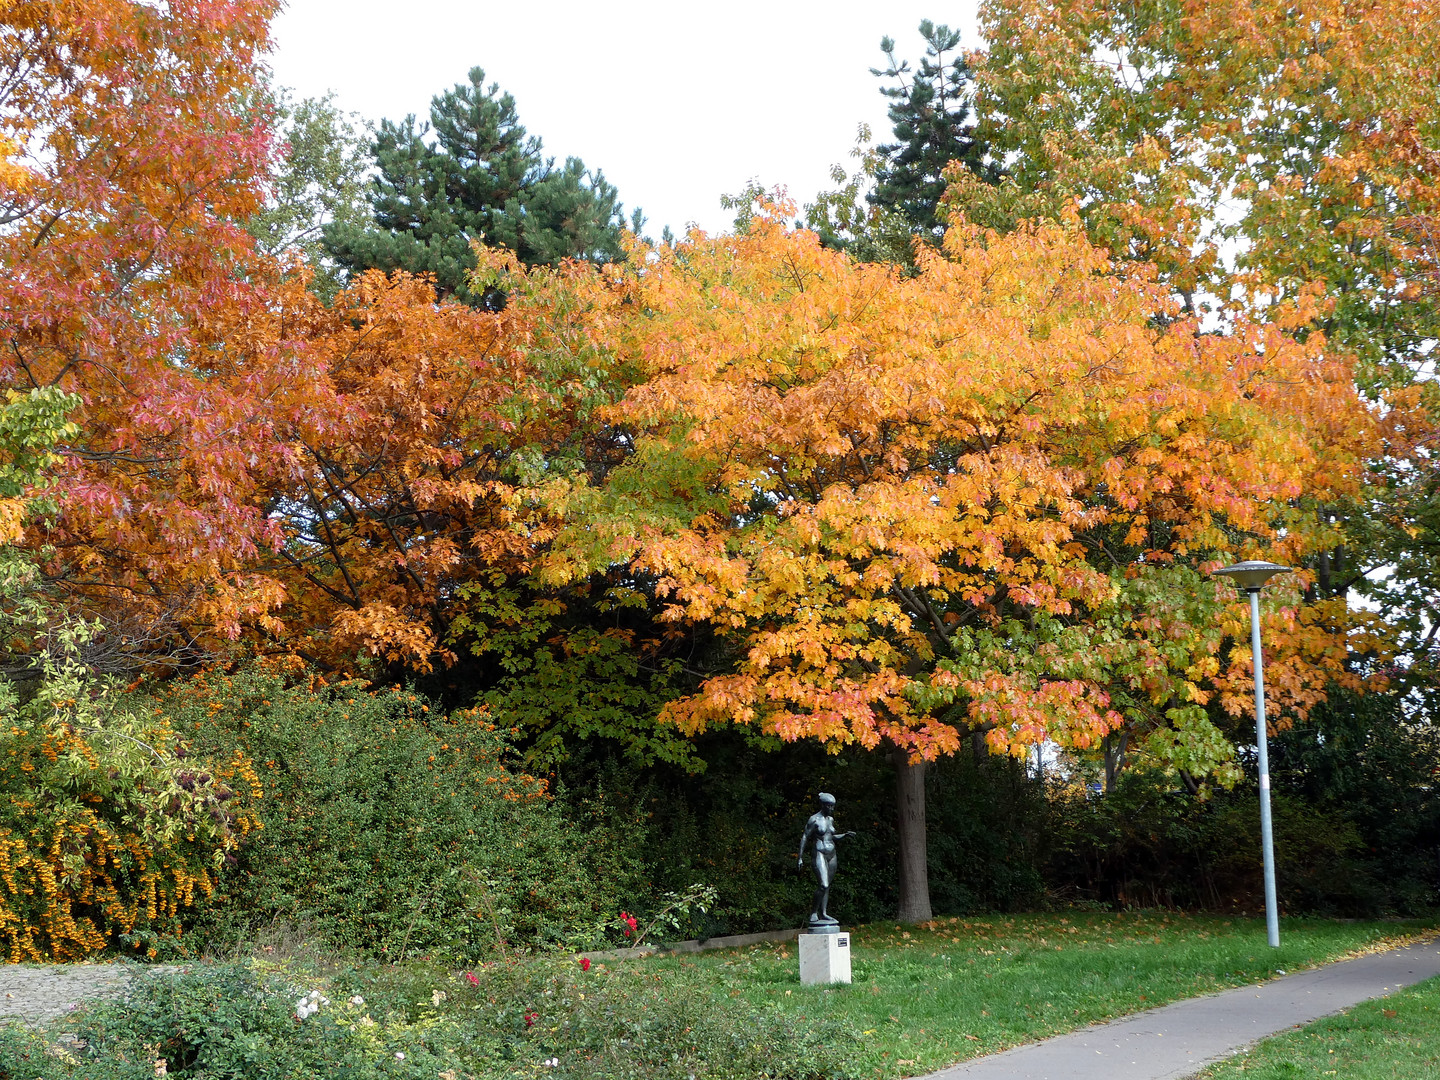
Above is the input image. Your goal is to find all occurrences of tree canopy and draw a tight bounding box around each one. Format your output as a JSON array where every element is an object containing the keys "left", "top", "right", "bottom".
[
  {"left": 958, "top": 0, "right": 1439, "bottom": 681},
  {"left": 521, "top": 204, "right": 1379, "bottom": 918}
]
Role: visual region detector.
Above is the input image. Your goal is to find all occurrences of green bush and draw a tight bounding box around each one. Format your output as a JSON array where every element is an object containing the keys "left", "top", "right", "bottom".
[
  {"left": 0, "top": 960, "right": 858, "bottom": 1080},
  {"left": 1043, "top": 765, "right": 1402, "bottom": 916},
  {"left": 148, "top": 663, "right": 649, "bottom": 958}
]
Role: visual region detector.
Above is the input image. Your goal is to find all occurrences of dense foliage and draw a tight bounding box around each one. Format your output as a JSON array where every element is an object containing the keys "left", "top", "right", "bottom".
[
  {"left": 959, "top": 0, "right": 1440, "bottom": 677},
  {"left": 0, "top": 0, "right": 1434, "bottom": 958},
  {"left": 0, "top": 569, "right": 260, "bottom": 961},
  {"left": 153, "top": 662, "right": 648, "bottom": 958},
  {"left": 0, "top": 391, "right": 258, "bottom": 960},
  {"left": 0, "top": 959, "right": 857, "bottom": 1079}
]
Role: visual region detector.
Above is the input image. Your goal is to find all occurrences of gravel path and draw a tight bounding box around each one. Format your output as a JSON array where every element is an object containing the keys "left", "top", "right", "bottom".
[{"left": 0, "top": 963, "right": 180, "bottom": 1027}]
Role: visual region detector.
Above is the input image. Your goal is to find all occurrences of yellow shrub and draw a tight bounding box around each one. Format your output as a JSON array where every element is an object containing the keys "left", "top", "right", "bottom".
[{"left": 0, "top": 621, "right": 260, "bottom": 960}]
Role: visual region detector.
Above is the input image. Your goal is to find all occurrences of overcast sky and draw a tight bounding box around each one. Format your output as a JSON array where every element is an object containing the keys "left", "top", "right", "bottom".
[{"left": 266, "top": 1, "right": 981, "bottom": 239}]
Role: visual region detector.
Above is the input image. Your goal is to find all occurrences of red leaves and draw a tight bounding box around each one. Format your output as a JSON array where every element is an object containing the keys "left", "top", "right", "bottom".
[{"left": 2, "top": 0, "right": 288, "bottom": 644}]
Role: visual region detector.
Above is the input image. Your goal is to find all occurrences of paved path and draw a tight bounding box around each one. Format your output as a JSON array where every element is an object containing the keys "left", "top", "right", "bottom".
[
  {"left": 923, "top": 937, "right": 1440, "bottom": 1080},
  {"left": 0, "top": 963, "right": 174, "bottom": 1027}
]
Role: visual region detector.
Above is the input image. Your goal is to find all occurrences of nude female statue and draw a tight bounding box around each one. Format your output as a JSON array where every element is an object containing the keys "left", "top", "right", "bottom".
[{"left": 797, "top": 792, "right": 856, "bottom": 929}]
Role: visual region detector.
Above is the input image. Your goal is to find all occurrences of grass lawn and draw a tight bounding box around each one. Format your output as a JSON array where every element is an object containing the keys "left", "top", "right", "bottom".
[
  {"left": 1193, "top": 974, "right": 1440, "bottom": 1080},
  {"left": 35, "top": 913, "right": 1431, "bottom": 1080},
  {"left": 629, "top": 912, "right": 1434, "bottom": 1078}
]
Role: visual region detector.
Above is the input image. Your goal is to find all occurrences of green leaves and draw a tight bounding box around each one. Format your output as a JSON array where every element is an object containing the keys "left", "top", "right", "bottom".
[{"left": 0, "top": 386, "right": 79, "bottom": 510}]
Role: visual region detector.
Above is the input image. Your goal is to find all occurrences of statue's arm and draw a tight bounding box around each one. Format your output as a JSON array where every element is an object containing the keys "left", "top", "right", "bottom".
[{"left": 797, "top": 819, "right": 814, "bottom": 869}]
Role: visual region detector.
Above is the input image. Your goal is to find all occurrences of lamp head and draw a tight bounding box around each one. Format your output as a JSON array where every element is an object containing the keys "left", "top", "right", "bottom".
[{"left": 1213, "top": 560, "right": 1290, "bottom": 592}]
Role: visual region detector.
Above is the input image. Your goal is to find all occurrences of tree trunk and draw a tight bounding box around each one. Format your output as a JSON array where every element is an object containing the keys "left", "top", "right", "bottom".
[
  {"left": 1103, "top": 729, "right": 1128, "bottom": 793},
  {"left": 893, "top": 748, "right": 932, "bottom": 923},
  {"left": 971, "top": 730, "right": 987, "bottom": 763}
]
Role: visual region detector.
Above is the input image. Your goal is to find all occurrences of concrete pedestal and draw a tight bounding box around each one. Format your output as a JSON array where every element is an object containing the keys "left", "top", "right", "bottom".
[{"left": 798, "top": 931, "right": 851, "bottom": 985}]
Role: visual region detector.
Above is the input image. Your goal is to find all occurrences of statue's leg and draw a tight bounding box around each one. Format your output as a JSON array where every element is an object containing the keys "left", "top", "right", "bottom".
[
  {"left": 812, "top": 851, "right": 831, "bottom": 922},
  {"left": 819, "top": 853, "right": 838, "bottom": 918}
]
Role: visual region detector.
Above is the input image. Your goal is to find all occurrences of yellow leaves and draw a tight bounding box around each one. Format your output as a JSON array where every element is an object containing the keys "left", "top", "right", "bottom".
[
  {"left": 541, "top": 200, "right": 1376, "bottom": 771},
  {"left": 0, "top": 497, "right": 21, "bottom": 544},
  {"left": 331, "top": 604, "right": 449, "bottom": 673}
]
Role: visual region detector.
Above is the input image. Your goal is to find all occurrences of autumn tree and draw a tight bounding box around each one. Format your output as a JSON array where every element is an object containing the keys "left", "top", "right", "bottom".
[
  {"left": 192, "top": 249, "right": 694, "bottom": 768},
  {"left": 323, "top": 68, "right": 639, "bottom": 304},
  {"left": 0, "top": 0, "right": 325, "bottom": 661},
  {"left": 546, "top": 207, "right": 1376, "bottom": 921},
  {"left": 0, "top": 3, "right": 687, "bottom": 767},
  {"left": 958, "top": 0, "right": 1440, "bottom": 676}
]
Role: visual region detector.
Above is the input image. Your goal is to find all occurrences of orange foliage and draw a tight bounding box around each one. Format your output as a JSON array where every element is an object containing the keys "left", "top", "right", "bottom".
[
  {"left": 1, "top": 0, "right": 292, "bottom": 646},
  {"left": 549, "top": 206, "right": 1377, "bottom": 766},
  {"left": 244, "top": 253, "right": 618, "bottom": 670}
]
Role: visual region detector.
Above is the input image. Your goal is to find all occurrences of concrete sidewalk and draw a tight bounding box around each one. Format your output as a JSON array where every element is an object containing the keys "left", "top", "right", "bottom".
[{"left": 921, "top": 936, "right": 1440, "bottom": 1080}]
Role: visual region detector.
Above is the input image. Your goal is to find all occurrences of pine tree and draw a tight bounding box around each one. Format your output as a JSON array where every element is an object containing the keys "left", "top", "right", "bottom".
[
  {"left": 868, "top": 21, "right": 997, "bottom": 242},
  {"left": 323, "top": 68, "right": 636, "bottom": 304}
]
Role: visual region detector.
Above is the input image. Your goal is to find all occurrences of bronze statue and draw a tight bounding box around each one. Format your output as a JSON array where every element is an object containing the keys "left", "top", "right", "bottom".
[{"left": 797, "top": 792, "right": 855, "bottom": 932}]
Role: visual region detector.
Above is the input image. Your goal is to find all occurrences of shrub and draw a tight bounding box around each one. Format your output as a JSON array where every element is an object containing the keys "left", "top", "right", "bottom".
[
  {"left": 0, "top": 560, "right": 259, "bottom": 961},
  {"left": 0, "top": 959, "right": 858, "bottom": 1079},
  {"left": 440, "top": 957, "right": 858, "bottom": 1080},
  {"left": 154, "top": 661, "right": 647, "bottom": 957},
  {"left": 1, "top": 963, "right": 465, "bottom": 1079}
]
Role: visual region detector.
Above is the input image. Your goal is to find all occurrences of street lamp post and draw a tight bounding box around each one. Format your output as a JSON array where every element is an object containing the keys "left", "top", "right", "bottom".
[{"left": 1214, "top": 559, "right": 1290, "bottom": 949}]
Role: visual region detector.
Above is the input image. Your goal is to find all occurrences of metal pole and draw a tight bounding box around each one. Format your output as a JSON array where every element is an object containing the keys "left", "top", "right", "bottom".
[{"left": 1250, "top": 587, "right": 1280, "bottom": 948}]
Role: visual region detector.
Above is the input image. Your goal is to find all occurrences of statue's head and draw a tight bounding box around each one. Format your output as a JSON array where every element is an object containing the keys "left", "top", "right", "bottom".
[{"left": 817, "top": 792, "right": 836, "bottom": 809}]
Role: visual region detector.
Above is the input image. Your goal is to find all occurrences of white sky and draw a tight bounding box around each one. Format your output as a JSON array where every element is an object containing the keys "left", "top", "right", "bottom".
[{"left": 266, "top": 0, "right": 981, "bottom": 240}]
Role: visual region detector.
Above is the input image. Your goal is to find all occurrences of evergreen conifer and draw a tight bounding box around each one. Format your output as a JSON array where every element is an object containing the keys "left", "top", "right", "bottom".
[
  {"left": 869, "top": 21, "right": 997, "bottom": 242},
  {"left": 323, "top": 68, "right": 635, "bottom": 304}
]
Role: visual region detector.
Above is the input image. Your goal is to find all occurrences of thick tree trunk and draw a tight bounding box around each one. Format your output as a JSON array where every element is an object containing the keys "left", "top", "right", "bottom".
[{"left": 893, "top": 748, "right": 932, "bottom": 924}]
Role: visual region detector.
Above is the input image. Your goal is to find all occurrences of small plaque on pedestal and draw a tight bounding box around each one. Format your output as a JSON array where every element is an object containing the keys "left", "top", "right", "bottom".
[{"left": 798, "top": 930, "right": 851, "bottom": 985}]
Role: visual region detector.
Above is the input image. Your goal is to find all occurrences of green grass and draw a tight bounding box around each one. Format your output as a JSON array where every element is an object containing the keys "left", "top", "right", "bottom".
[
  {"left": 1194, "top": 974, "right": 1440, "bottom": 1080},
  {"left": 37, "top": 913, "right": 1430, "bottom": 1080},
  {"left": 629, "top": 913, "right": 1434, "bottom": 1078}
]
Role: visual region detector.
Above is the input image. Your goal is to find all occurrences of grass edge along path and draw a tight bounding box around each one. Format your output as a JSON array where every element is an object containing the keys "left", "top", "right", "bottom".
[
  {"left": 1193, "top": 971, "right": 1440, "bottom": 1080},
  {"left": 642, "top": 913, "right": 1438, "bottom": 1078}
]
